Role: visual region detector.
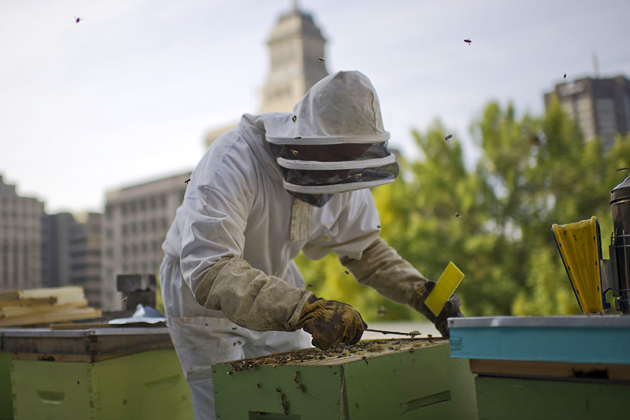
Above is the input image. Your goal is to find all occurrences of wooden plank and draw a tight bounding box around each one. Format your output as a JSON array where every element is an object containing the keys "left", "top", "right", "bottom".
[
  {"left": 0, "top": 307, "right": 101, "bottom": 327},
  {"left": 0, "top": 300, "right": 89, "bottom": 319},
  {"left": 470, "top": 359, "right": 630, "bottom": 381},
  {"left": 0, "top": 286, "right": 85, "bottom": 305},
  {"left": 0, "top": 297, "right": 57, "bottom": 307}
]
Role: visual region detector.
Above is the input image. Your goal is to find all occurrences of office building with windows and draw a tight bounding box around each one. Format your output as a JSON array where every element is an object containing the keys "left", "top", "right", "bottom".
[
  {"left": 101, "top": 172, "right": 190, "bottom": 309},
  {"left": 0, "top": 175, "right": 45, "bottom": 291}
]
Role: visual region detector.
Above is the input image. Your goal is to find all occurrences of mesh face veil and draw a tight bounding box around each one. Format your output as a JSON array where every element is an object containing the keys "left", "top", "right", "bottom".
[{"left": 263, "top": 71, "right": 399, "bottom": 206}]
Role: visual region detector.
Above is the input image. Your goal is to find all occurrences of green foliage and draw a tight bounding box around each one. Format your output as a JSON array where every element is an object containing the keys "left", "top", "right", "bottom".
[{"left": 295, "top": 98, "right": 630, "bottom": 319}]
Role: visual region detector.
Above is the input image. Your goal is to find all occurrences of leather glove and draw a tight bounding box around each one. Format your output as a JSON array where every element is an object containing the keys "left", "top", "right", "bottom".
[
  {"left": 412, "top": 281, "right": 464, "bottom": 338},
  {"left": 296, "top": 295, "right": 367, "bottom": 350}
]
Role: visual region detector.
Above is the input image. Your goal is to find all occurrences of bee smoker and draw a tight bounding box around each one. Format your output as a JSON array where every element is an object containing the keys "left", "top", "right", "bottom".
[{"left": 602, "top": 169, "right": 630, "bottom": 313}]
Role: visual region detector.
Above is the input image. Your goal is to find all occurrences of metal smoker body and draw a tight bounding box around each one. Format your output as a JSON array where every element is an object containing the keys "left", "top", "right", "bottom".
[{"left": 601, "top": 171, "right": 630, "bottom": 313}]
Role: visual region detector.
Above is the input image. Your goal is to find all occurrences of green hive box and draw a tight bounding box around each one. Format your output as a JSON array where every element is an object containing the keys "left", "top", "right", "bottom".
[
  {"left": 212, "top": 338, "right": 477, "bottom": 420},
  {"left": 0, "top": 353, "right": 12, "bottom": 420},
  {"left": 476, "top": 376, "right": 630, "bottom": 420},
  {"left": 0, "top": 327, "right": 193, "bottom": 420},
  {"left": 11, "top": 350, "right": 192, "bottom": 420}
]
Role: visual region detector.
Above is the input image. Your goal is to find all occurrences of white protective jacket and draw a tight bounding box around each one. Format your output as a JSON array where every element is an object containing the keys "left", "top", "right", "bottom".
[{"left": 160, "top": 71, "right": 428, "bottom": 420}]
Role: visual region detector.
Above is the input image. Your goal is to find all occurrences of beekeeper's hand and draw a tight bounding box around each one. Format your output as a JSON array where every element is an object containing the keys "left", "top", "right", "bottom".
[{"left": 296, "top": 295, "right": 367, "bottom": 350}]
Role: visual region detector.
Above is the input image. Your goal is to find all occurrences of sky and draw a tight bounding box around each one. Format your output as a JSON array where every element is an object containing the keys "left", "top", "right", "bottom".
[{"left": 1, "top": 0, "right": 629, "bottom": 214}]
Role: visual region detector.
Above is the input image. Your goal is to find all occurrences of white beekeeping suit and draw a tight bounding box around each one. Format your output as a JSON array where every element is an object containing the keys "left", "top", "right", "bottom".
[{"left": 160, "top": 71, "right": 456, "bottom": 420}]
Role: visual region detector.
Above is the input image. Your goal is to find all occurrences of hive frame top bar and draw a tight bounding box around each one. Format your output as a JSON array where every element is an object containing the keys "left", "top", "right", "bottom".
[
  {"left": 449, "top": 316, "right": 630, "bottom": 329},
  {"left": 0, "top": 327, "right": 170, "bottom": 338}
]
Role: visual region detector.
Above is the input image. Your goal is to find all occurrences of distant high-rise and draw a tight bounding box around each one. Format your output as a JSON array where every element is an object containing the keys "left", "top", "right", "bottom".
[
  {"left": 205, "top": 2, "right": 329, "bottom": 147},
  {"left": 544, "top": 76, "right": 630, "bottom": 149},
  {"left": 69, "top": 212, "right": 103, "bottom": 308},
  {"left": 101, "top": 172, "right": 190, "bottom": 310},
  {"left": 0, "top": 175, "right": 44, "bottom": 291}
]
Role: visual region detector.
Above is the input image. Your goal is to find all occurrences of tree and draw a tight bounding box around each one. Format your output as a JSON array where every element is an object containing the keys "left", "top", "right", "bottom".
[{"left": 295, "top": 99, "right": 630, "bottom": 319}]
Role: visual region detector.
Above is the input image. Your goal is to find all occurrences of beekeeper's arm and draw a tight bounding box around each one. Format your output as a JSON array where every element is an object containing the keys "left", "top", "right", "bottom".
[
  {"left": 304, "top": 189, "right": 462, "bottom": 337},
  {"left": 180, "top": 164, "right": 365, "bottom": 349}
]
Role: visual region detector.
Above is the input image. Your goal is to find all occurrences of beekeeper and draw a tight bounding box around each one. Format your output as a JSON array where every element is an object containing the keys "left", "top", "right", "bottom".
[{"left": 160, "top": 70, "right": 463, "bottom": 419}]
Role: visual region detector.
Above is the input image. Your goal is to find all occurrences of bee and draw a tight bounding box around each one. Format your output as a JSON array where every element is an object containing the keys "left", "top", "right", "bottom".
[
  {"left": 184, "top": 179, "right": 191, "bottom": 184},
  {"left": 455, "top": 212, "right": 461, "bottom": 218},
  {"left": 377, "top": 225, "right": 381, "bottom": 229},
  {"left": 445, "top": 134, "right": 453, "bottom": 141},
  {"left": 564, "top": 74, "right": 567, "bottom": 79},
  {"left": 377, "top": 305, "right": 388, "bottom": 316},
  {"left": 74, "top": 16, "right": 82, "bottom": 23},
  {"left": 464, "top": 39, "right": 472, "bottom": 45},
  {"left": 345, "top": 270, "right": 350, "bottom": 275},
  {"left": 295, "top": 136, "right": 301, "bottom": 140},
  {"left": 291, "top": 149, "right": 299, "bottom": 156},
  {"left": 354, "top": 173, "right": 362, "bottom": 179},
  {"left": 292, "top": 115, "right": 297, "bottom": 122},
  {"left": 307, "top": 283, "right": 314, "bottom": 288},
  {"left": 318, "top": 57, "right": 325, "bottom": 62},
  {"left": 122, "top": 296, "right": 128, "bottom": 302}
]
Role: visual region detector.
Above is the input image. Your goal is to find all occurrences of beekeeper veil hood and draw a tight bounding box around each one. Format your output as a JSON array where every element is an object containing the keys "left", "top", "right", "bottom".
[{"left": 264, "top": 70, "right": 399, "bottom": 207}]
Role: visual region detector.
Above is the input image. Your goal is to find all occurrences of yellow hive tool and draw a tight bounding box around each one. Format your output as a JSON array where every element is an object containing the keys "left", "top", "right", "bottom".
[
  {"left": 551, "top": 216, "right": 605, "bottom": 314},
  {"left": 425, "top": 262, "right": 465, "bottom": 316}
]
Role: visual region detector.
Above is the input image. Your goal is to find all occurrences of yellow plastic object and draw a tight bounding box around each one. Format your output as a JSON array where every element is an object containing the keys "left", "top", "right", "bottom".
[
  {"left": 425, "top": 262, "right": 465, "bottom": 316},
  {"left": 551, "top": 216, "right": 604, "bottom": 314}
]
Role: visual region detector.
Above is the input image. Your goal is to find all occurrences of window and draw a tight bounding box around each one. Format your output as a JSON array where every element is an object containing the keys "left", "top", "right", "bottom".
[
  {"left": 121, "top": 203, "right": 127, "bottom": 215},
  {"left": 140, "top": 199, "right": 146, "bottom": 211},
  {"left": 132, "top": 244, "right": 138, "bottom": 255},
  {"left": 141, "top": 242, "right": 147, "bottom": 253},
  {"left": 131, "top": 223, "right": 137, "bottom": 234},
  {"left": 141, "top": 221, "right": 147, "bottom": 232},
  {"left": 130, "top": 202, "right": 137, "bottom": 213}
]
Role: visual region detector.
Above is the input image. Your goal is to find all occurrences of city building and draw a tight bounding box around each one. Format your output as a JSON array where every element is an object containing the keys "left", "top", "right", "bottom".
[
  {"left": 41, "top": 212, "right": 76, "bottom": 288},
  {"left": 205, "top": 2, "right": 329, "bottom": 147},
  {"left": 544, "top": 75, "right": 630, "bottom": 149},
  {"left": 101, "top": 172, "right": 190, "bottom": 310},
  {"left": 42, "top": 212, "right": 103, "bottom": 307},
  {"left": 0, "top": 175, "right": 45, "bottom": 291},
  {"left": 69, "top": 212, "right": 102, "bottom": 308}
]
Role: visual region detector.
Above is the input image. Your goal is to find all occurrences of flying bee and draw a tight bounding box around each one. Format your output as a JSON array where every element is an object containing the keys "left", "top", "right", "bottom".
[
  {"left": 291, "top": 149, "right": 299, "bottom": 156},
  {"left": 445, "top": 134, "right": 453, "bottom": 141},
  {"left": 184, "top": 178, "right": 191, "bottom": 184},
  {"left": 377, "top": 305, "right": 388, "bottom": 316},
  {"left": 455, "top": 212, "right": 461, "bottom": 218},
  {"left": 464, "top": 39, "right": 471, "bottom": 45},
  {"left": 564, "top": 74, "right": 567, "bottom": 79},
  {"left": 307, "top": 283, "right": 314, "bottom": 288},
  {"left": 318, "top": 57, "right": 325, "bottom": 62},
  {"left": 74, "top": 16, "right": 83, "bottom": 23},
  {"left": 295, "top": 136, "right": 301, "bottom": 140},
  {"left": 345, "top": 271, "right": 350, "bottom": 275},
  {"left": 292, "top": 115, "right": 297, "bottom": 122}
]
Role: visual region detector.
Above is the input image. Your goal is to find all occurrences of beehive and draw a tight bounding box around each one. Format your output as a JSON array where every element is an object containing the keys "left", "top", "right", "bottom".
[{"left": 212, "top": 338, "right": 477, "bottom": 420}]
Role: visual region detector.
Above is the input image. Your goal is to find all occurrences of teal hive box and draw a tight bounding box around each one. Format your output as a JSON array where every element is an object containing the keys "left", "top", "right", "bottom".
[
  {"left": 212, "top": 338, "right": 478, "bottom": 420},
  {"left": 450, "top": 316, "right": 630, "bottom": 420},
  {"left": 1, "top": 327, "right": 193, "bottom": 420}
]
